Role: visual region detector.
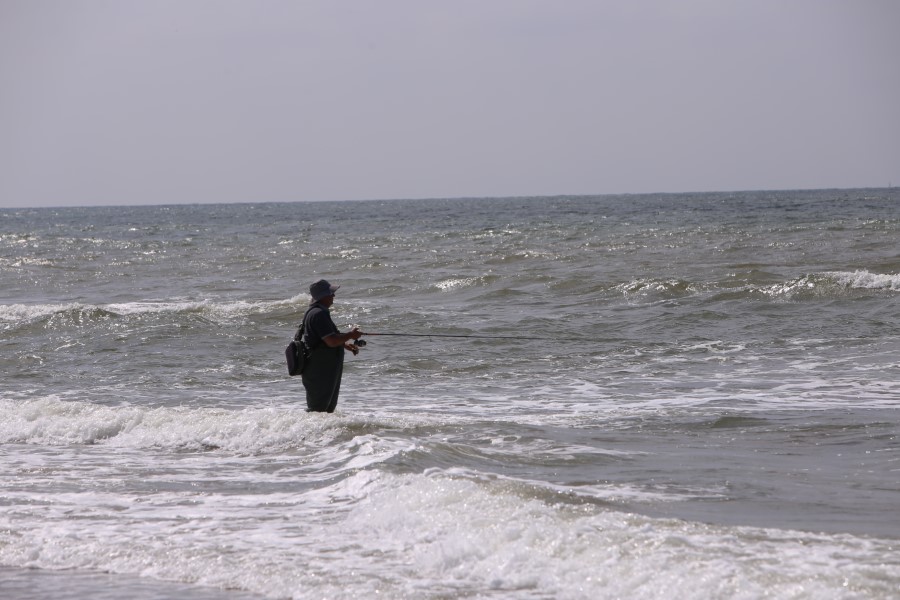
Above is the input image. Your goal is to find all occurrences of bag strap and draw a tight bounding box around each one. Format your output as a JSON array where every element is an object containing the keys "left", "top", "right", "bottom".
[{"left": 294, "top": 306, "right": 315, "bottom": 342}]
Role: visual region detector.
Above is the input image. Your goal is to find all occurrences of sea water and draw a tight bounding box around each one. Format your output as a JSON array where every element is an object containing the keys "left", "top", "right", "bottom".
[{"left": 1, "top": 190, "right": 898, "bottom": 599}]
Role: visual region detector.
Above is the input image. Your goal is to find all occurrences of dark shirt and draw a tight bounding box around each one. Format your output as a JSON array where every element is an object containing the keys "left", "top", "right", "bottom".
[
  {"left": 303, "top": 303, "right": 339, "bottom": 350},
  {"left": 300, "top": 302, "right": 344, "bottom": 413}
]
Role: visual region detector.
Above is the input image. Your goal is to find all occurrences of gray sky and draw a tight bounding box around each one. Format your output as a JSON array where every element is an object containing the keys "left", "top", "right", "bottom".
[{"left": 2, "top": 0, "right": 898, "bottom": 207}]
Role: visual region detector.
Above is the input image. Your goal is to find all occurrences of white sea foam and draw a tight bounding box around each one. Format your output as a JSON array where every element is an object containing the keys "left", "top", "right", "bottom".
[
  {"left": 0, "top": 397, "right": 425, "bottom": 455},
  {"left": 825, "top": 269, "right": 900, "bottom": 291},
  {"left": 11, "top": 398, "right": 316, "bottom": 452},
  {"left": 760, "top": 270, "right": 900, "bottom": 299},
  {"left": 0, "top": 295, "right": 307, "bottom": 326},
  {"left": 435, "top": 277, "right": 480, "bottom": 291},
  {"left": 341, "top": 471, "right": 900, "bottom": 598},
  {"left": 1, "top": 469, "right": 896, "bottom": 599}
]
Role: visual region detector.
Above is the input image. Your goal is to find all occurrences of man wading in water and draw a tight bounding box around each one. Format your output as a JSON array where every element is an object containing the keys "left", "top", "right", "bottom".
[{"left": 301, "top": 280, "right": 363, "bottom": 413}]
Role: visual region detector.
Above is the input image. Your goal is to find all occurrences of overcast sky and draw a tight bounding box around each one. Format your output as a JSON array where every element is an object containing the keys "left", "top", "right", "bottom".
[{"left": 1, "top": 0, "right": 898, "bottom": 207}]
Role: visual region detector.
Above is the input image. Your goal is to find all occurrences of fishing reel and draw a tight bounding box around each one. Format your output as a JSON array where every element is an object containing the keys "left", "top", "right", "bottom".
[{"left": 355, "top": 339, "right": 367, "bottom": 347}]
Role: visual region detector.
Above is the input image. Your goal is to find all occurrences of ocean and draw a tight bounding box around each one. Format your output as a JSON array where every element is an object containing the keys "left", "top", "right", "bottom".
[{"left": 1, "top": 189, "right": 898, "bottom": 599}]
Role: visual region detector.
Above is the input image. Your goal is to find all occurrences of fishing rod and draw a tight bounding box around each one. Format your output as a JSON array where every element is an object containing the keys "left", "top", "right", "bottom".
[{"left": 354, "top": 332, "right": 533, "bottom": 346}]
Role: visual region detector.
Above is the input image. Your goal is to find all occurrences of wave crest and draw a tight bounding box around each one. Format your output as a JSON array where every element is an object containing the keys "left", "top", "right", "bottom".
[
  {"left": 0, "top": 294, "right": 307, "bottom": 329},
  {"left": 762, "top": 270, "right": 900, "bottom": 300},
  {"left": 0, "top": 397, "right": 402, "bottom": 453},
  {"left": 824, "top": 270, "right": 900, "bottom": 291},
  {"left": 0, "top": 396, "right": 440, "bottom": 454}
]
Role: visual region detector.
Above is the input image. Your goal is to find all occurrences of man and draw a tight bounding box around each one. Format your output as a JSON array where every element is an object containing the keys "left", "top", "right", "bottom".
[{"left": 301, "top": 279, "right": 362, "bottom": 413}]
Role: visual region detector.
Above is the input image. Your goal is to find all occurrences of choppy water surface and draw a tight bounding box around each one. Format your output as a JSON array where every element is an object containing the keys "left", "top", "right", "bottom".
[{"left": 2, "top": 189, "right": 899, "bottom": 599}]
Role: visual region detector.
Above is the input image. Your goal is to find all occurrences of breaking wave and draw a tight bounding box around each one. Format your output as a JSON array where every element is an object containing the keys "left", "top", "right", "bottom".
[{"left": 0, "top": 294, "right": 307, "bottom": 330}]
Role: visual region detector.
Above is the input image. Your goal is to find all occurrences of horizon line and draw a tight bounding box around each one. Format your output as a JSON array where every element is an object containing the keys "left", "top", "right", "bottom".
[{"left": 1, "top": 184, "right": 896, "bottom": 211}]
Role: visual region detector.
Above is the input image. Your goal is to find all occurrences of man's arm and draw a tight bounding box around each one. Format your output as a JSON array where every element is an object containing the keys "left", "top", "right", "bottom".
[{"left": 321, "top": 328, "right": 362, "bottom": 348}]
